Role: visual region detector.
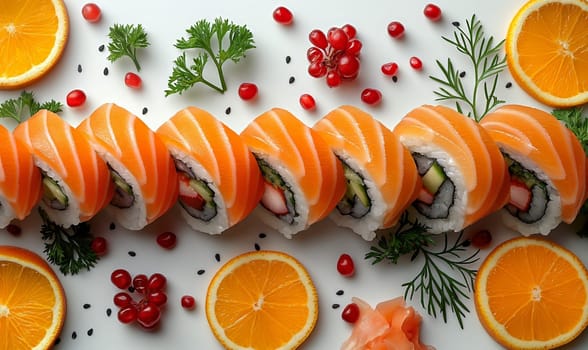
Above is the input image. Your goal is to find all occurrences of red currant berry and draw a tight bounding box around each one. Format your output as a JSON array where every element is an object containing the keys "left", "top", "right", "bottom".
[
  {"left": 113, "top": 292, "right": 133, "bottom": 308},
  {"left": 181, "top": 295, "right": 196, "bottom": 309},
  {"left": 148, "top": 291, "right": 168, "bottom": 306},
  {"left": 336, "top": 253, "right": 355, "bottom": 276},
  {"left": 272, "top": 6, "right": 293, "bottom": 25},
  {"left": 132, "top": 274, "right": 149, "bottom": 294},
  {"left": 5, "top": 224, "right": 21, "bottom": 236},
  {"left": 81, "top": 3, "right": 101, "bottom": 23},
  {"left": 327, "top": 28, "right": 349, "bottom": 51},
  {"left": 238, "top": 83, "right": 258, "bottom": 100},
  {"left": 345, "top": 39, "right": 362, "bottom": 56},
  {"left": 156, "top": 231, "right": 177, "bottom": 249},
  {"left": 361, "top": 88, "right": 382, "bottom": 105},
  {"left": 306, "top": 47, "right": 324, "bottom": 63},
  {"left": 337, "top": 54, "right": 360, "bottom": 79},
  {"left": 137, "top": 303, "right": 161, "bottom": 329},
  {"left": 326, "top": 70, "right": 342, "bottom": 88},
  {"left": 424, "top": 4, "right": 442, "bottom": 21},
  {"left": 308, "top": 62, "right": 327, "bottom": 78},
  {"left": 409, "top": 56, "right": 423, "bottom": 70},
  {"left": 381, "top": 62, "right": 399, "bottom": 76},
  {"left": 341, "top": 24, "right": 357, "bottom": 39},
  {"left": 299, "top": 94, "right": 316, "bottom": 111},
  {"left": 148, "top": 273, "right": 167, "bottom": 291},
  {"left": 471, "top": 229, "right": 492, "bottom": 249},
  {"left": 66, "top": 89, "right": 86, "bottom": 107},
  {"left": 342, "top": 303, "right": 360, "bottom": 323},
  {"left": 124, "top": 72, "right": 142, "bottom": 89},
  {"left": 387, "top": 21, "right": 405, "bottom": 39},
  {"left": 118, "top": 305, "right": 138, "bottom": 324},
  {"left": 90, "top": 236, "right": 107, "bottom": 256},
  {"left": 309, "top": 29, "right": 328, "bottom": 49},
  {"left": 111, "top": 269, "right": 132, "bottom": 290}
]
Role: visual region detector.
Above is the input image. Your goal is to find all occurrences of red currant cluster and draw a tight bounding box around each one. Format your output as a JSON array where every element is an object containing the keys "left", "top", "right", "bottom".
[
  {"left": 307, "top": 24, "right": 361, "bottom": 87},
  {"left": 111, "top": 269, "right": 167, "bottom": 329}
]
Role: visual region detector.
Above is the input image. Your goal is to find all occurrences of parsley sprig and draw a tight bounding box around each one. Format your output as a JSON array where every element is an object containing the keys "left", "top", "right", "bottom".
[
  {"left": 107, "top": 24, "right": 150, "bottom": 71},
  {"left": 165, "top": 18, "right": 255, "bottom": 96},
  {"left": 0, "top": 91, "right": 62, "bottom": 122},
  {"left": 366, "top": 214, "right": 480, "bottom": 329},
  {"left": 430, "top": 15, "right": 506, "bottom": 122},
  {"left": 39, "top": 208, "right": 98, "bottom": 275}
]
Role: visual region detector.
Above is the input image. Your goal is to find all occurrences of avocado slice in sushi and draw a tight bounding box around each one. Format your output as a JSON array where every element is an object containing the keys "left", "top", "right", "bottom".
[
  {"left": 109, "top": 167, "right": 135, "bottom": 209},
  {"left": 42, "top": 176, "right": 68, "bottom": 210},
  {"left": 412, "top": 153, "right": 455, "bottom": 219},
  {"left": 337, "top": 161, "right": 371, "bottom": 218}
]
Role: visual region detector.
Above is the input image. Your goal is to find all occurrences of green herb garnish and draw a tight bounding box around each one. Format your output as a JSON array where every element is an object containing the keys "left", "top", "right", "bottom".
[
  {"left": 366, "top": 214, "right": 479, "bottom": 329},
  {"left": 165, "top": 18, "right": 255, "bottom": 96},
  {"left": 430, "top": 15, "right": 506, "bottom": 122},
  {"left": 107, "top": 24, "right": 150, "bottom": 71},
  {"left": 0, "top": 91, "right": 63, "bottom": 123},
  {"left": 39, "top": 208, "right": 98, "bottom": 275}
]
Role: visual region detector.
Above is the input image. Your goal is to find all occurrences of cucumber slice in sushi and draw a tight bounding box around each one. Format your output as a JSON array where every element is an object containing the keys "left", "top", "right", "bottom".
[{"left": 42, "top": 175, "right": 68, "bottom": 210}]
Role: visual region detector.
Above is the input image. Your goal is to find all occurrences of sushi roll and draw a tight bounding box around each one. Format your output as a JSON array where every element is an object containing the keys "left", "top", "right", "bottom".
[
  {"left": 240, "top": 108, "right": 347, "bottom": 238},
  {"left": 156, "top": 106, "right": 264, "bottom": 235},
  {"left": 312, "top": 105, "right": 421, "bottom": 241},
  {"left": 480, "top": 104, "right": 587, "bottom": 235},
  {"left": 13, "top": 110, "right": 114, "bottom": 227},
  {"left": 77, "top": 103, "right": 178, "bottom": 230},
  {"left": 393, "top": 105, "right": 510, "bottom": 234},
  {"left": 0, "top": 124, "right": 42, "bottom": 227}
]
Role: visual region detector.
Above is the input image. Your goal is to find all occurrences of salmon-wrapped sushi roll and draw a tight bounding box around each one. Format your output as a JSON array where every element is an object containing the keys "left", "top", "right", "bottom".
[
  {"left": 13, "top": 110, "right": 113, "bottom": 227},
  {"left": 240, "top": 108, "right": 347, "bottom": 238},
  {"left": 480, "top": 105, "right": 587, "bottom": 235},
  {"left": 156, "top": 106, "right": 264, "bottom": 235},
  {"left": 313, "top": 105, "right": 421, "bottom": 240},
  {"left": 393, "top": 105, "right": 510, "bottom": 234},
  {"left": 77, "top": 103, "right": 178, "bottom": 230},
  {"left": 0, "top": 125, "right": 42, "bottom": 227}
]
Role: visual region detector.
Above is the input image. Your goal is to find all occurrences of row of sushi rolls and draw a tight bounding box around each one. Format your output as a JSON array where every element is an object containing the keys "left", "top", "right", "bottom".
[{"left": 1, "top": 102, "right": 586, "bottom": 240}]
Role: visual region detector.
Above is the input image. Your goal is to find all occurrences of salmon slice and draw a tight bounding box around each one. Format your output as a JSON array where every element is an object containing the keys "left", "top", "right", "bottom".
[
  {"left": 481, "top": 104, "right": 587, "bottom": 224},
  {"left": 0, "top": 124, "right": 42, "bottom": 226},
  {"left": 393, "top": 105, "right": 510, "bottom": 231},
  {"left": 13, "top": 110, "right": 114, "bottom": 225},
  {"left": 156, "top": 106, "right": 264, "bottom": 233},
  {"left": 313, "top": 105, "right": 421, "bottom": 239},
  {"left": 77, "top": 103, "right": 178, "bottom": 229},
  {"left": 240, "top": 108, "right": 346, "bottom": 237}
]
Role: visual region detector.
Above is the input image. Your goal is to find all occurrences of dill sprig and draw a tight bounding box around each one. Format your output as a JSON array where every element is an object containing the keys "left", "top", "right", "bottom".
[
  {"left": 366, "top": 214, "right": 479, "bottom": 329},
  {"left": 39, "top": 208, "right": 98, "bottom": 275},
  {"left": 0, "top": 91, "right": 63, "bottom": 122},
  {"left": 107, "top": 24, "right": 150, "bottom": 71},
  {"left": 430, "top": 14, "right": 506, "bottom": 122}
]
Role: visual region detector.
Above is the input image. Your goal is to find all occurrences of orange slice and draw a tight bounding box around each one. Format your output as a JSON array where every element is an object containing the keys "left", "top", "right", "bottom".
[
  {"left": 505, "top": 0, "right": 588, "bottom": 107},
  {"left": 474, "top": 236, "right": 588, "bottom": 349},
  {"left": 0, "top": 245, "right": 66, "bottom": 349},
  {"left": 0, "top": 0, "right": 69, "bottom": 89},
  {"left": 206, "top": 250, "right": 318, "bottom": 350}
]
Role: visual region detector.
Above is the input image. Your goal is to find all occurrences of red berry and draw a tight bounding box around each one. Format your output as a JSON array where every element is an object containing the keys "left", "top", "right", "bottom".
[
  {"left": 306, "top": 47, "right": 324, "bottom": 63},
  {"left": 113, "top": 292, "right": 133, "bottom": 308},
  {"left": 326, "top": 70, "right": 342, "bottom": 88},
  {"left": 6, "top": 224, "right": 21, "bottom": 236},
  {"left": 118, "top": 305, "right": 138, "bottom": 324},
  {"left": 111, "top": 269, "right": 132, "bottom": 290},
  {"left": 381, "top": 62, "right": 399, "bottom": 76},
  {"left": 156, "top": 231, "right": 177, "bottom": 249},
  {"left": 309, "top": 29, "right": 328, "bottom": 49},
  {"left": 387, "top": 21, "right": 405, "bottom": 39},
  {"left": 341, "top": 24, "right": 357, "bottom": 39},
  {"left": 66, "top": 89, "right": 86, "bottom": 107},
  {"left": 148, "top": 291, "right": 168, "bottom": 306},
  {"left": 308, "top": 62, "right": 327, "bottom": 78},
  {"left": 137, "top": 303, "right": 161, "bottom": 329},
  {"left": 90, "top": 236, "right": 107, "bottom": 256},
  {"left": 424, "top": 4, "right": 442, "bottom": 21},
  {"left": 342, "top": 303, "right": 360, "bottom": 323},
  {"left": 361, "top": 88, "right": 382, "bottom": 105},
  {"left": 409, "top": 56, "right": 423, "bottom": 70},
  {"left": 272, "top": 6, "right": 293, "bottom": 25},
  {"left": 299, "top": 94, "right": 316, "bottom": 111},
  {"left": 336, "top": 253, "right": 355, "bottom": 277},
  {"left": 81, "top": 3, "right": 101, "bottom": 22},
  {"left": 181, "top": 295, "right": 196, "bottom": 310},
  {"left": 471, "top": 230, "right": 492, "bottom": 249},
  {"left": 327, "top": 28, "right": 349, "bottom": 51},
  {"left": 345, "top": 39, "right": 362, "bottom": 56},
  {"left": 124, "top": 72, "right": 142, "bottom": 89},
  {"left": 238, "top": 83, "right": 258, "bottom": 100},
  {"left": 148, "top": 273, "right": 167, "bottom": 291},
  {"left": 132, "top": 274, "right": 149, "bottom": 294},
  {"left": 337, "top": 54, "right": 360, "bottom": 79}
]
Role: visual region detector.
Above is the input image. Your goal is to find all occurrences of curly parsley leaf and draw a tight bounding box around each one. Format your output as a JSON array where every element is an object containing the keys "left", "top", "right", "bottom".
[
  {"left": 166, "top": 18, "right": 255, "bottom": 96},
  {"left": 107, "top": 23, "right": 150, "bottom": 71},
  {"left": 0, "top": 91, "right": 63, "bottom": 122}
]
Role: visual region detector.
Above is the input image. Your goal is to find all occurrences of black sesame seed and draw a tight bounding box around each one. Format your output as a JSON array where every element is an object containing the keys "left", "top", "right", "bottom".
[
  {"left": 103, "top": 67, "right": 109, "bottom": 76},
  {"left": 83, "top": 303, "right": 91, "bottom": 309},
  {"left": 87, "top": 328, "right": 94, "bottom": 336},
  {"left": 98, "top": 44, "right": 105, "bottom": 52},
  {"left": 197, "top": 269, "right": 205, "bottom": 275},
  {"left": 288, "top": 76, "right": 295, "bottom": 84},
  {"left": 258, "top": 233, "right": 266, "bottom": 239},
  {"left": 286, "top": 56, "right": 291, "bottom": 64},
  {"left": 336, "top": 289, "right": 344, "bottom": 296},
  {"left": 506, "top": 82, "right": 512, "bottom": 88},
  {"left": 54, "top": 337, "right": 61, "bottom": 346},
  {"left": 106, "top": 308, "right": 112, "bottom": 317},
  {"left": 72, "top": 331, "right": 77, "bottom": 340},
  {"left": 214, "top": 253, "right": 221, "bottom": 262},
  {"left": 128, "top": 286, "right": 135, "bottom": 293},
  {"left": 225, "top": 107, "right": 231, "bottom": 115},
  {"left": 459, "top": 71, "right": 466, "bottom": 78},
  {"left": 392, "top": 76, "right": 398, "bottom": 83},
  {"left": 332, "top": 303, "right": 340, "bottom": 309},
  {"left": 461, "top": 239, "right": 471, "bottom": 247},
  {"left": 77, "top": 64, "right": 82, "bottom": 73},
  {"left": 452, "top": 21, "right": 460, "bottom": 27},
  {"left": 128, "top": 251, "right": 136, "bottom": 257},
  {"left": 109, "top": 222, "right": 116, "bottom": 230},
  {"left": 142, "top": 107, "right": 148, "bottom": 115},
  {"left": 254, "top": 243, "right": 261, "bottom": 251}
]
